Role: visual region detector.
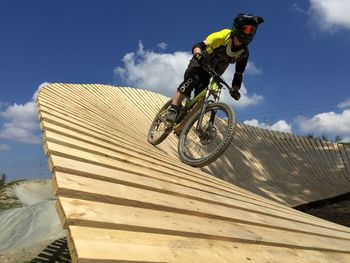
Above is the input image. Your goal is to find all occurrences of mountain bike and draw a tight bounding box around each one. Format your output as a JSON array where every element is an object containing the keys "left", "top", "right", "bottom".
[{"left": 147, "top": 65, "right": 237, "bottom": 167}]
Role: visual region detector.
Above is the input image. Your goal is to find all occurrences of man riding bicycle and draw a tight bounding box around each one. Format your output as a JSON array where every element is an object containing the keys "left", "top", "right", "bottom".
[{"left": 165, "top": 13, "right": 264, "bottom": 123}]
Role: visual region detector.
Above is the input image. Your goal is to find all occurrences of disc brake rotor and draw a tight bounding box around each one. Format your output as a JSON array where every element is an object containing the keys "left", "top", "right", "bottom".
[{"left": 199, "top": 125, "right": 217, "bottom": 145}]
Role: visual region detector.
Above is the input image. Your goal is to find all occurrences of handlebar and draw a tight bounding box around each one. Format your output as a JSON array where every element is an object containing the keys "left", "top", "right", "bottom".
[{"left": 202, "top": 64, "right": 232, "bottom": 91}]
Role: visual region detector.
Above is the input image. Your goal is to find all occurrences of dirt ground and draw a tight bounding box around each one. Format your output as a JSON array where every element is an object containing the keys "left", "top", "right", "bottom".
[
  {"left": 0, "top": 181, "right": 24, "bottom": 211},
  {"left": 0, "top": 240, "right": 53, "bottom": 263},
  {"left": 0, "top": 180, "right": 66, "bottom": 263}
]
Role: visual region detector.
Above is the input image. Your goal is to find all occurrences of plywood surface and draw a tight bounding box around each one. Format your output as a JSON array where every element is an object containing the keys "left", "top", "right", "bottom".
[{"left": 37, "top": 83, "right": 350, "bottom": 262}]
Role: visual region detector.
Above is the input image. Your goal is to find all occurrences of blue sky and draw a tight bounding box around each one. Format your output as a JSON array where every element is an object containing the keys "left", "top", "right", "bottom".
[{"left": 0, "top": 0, "right": 350, "bottom": 181}]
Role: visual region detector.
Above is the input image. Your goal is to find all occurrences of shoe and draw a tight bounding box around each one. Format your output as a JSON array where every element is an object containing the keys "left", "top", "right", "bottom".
[{"left": 164, "top": 106, "right": 179, "bottom": 123}]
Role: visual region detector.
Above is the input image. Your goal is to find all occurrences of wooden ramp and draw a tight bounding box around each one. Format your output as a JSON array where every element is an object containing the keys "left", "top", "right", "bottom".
[{"left": 37, "top": 83, "right": 350, "bottom": 263}]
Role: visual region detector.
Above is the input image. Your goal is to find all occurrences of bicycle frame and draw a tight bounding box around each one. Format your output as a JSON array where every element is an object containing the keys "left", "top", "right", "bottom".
[
  {"left": 173, "top": 73, "right": 226, "bottom": 135},
  {"left": 195, "top": 77, "right": 223, "bottom": 135}
]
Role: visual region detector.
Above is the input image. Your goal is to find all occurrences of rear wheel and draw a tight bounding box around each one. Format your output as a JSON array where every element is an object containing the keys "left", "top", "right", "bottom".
[
  {"left": 147, "top": 99, "right": 174, "bottom": 145},
  {"left": 178, "top": 102, "right": 236, "bottom": 167}
]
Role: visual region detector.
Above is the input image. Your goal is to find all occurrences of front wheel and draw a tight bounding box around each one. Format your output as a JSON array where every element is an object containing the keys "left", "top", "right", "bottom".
[
  {"left": 178, "top": 102, "right": 236, "bottom": 167},
  {"left": 147, "top": 99, "right": 173, "bottom": 145}
]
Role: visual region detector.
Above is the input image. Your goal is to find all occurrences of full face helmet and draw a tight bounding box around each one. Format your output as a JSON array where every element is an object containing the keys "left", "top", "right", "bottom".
[{"left": 232, "top": 13, "right": 264, "bottom": 45}]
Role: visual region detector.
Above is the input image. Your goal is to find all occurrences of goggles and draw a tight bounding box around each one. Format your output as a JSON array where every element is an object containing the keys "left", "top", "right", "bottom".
[{"left": 241, "top": 25, "right": 256, "bottom": 36}]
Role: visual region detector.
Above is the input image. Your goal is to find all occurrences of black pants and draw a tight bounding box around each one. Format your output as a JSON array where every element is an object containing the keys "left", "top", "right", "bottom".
[{"left": 177, "top": 58, "right": 210, "bottom": 97}]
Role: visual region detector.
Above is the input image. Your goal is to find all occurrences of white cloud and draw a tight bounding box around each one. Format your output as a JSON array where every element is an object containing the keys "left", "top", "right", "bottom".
[
  {"left": 337, "top": 98, "right": 350, "bottom": 109},
  {"left": 0, "top": 144, "right": 10, "bottom": 151},
  {"left": 157, "top": 42, "right": 167, "bottom": 50},
  {"left": 270, "top": 120, "right": 293, "bottom": 134},
  {"left": 295, "top": 109, "right": 350, "bottom": 141},
  {"left": 341, "top": 136, "right": 350, "bottom": 142},
  {"left": 309, "top": 0, "right": 350, "bottom": 30},
  {"left": 0, "top": 84, "right": 45, "bottom": 144},
  {"left": 292, "top": 3, "right": 308, "bottom": 14},
  {"left": 219, "top": 82, "right": 264, "bottom": 109},
  {"left": 33, "top": 82, "right": 50, "bottom": 101},
  {"left": 115, "top": 41, "right": 190, "bottom": 97},
  {"left": 0, "top": 101, "right": 41, "bottom": 144},
  {"left": 243, "top": 118, "right": 292, "bottom": 134},
  {"left": 246, "top": 62, "right": 263, "bottom": 75},
  {"left": 220, "top": 64, "right": 264, "bottom": 109},
  {"left": 115, "top": 41, "right": 264, "bottom": 109}
]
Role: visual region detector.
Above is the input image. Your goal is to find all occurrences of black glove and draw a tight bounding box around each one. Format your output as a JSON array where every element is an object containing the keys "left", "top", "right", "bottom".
[
  {"left": 194, "top": 52, "right": 206, "bottom": 65},
  {"left": 230, "top": 89, "right": 241, "bottom": 101}
]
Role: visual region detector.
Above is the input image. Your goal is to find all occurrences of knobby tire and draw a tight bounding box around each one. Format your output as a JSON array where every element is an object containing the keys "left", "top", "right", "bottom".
[
  {"left": 147, "top": 99, "right": 173, "bottom": 145},
  {"left": 178, "top": 102, "right": 236, "bottom": 167}
]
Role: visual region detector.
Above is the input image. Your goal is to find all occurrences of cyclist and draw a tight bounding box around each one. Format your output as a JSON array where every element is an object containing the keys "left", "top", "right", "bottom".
[{"left": 165, "top": 13, "right": 264, "bottom": 123}]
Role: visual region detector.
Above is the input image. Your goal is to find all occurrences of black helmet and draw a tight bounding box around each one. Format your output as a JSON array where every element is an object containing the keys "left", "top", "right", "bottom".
[{"left": 232, "top": 13, "right": 264, "bottom": 45}]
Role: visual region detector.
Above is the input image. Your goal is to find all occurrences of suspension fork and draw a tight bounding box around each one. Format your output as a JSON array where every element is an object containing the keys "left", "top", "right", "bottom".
[
  {"left": 208, "top": 87, "right": 221, "bottom": 125},
  {"left": 195, "top": 89, "right": 211, "bottom": 135},
  {"left": 209, "top": 109, "right": 217, "bottom": 125},
  {"left": 195, "top": 82, "right": 222, "bottom": 134}
]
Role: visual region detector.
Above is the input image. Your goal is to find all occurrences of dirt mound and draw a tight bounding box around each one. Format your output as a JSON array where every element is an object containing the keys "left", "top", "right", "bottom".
[{"left": 0, "top": 179, "right": 66, "bottom": 262}]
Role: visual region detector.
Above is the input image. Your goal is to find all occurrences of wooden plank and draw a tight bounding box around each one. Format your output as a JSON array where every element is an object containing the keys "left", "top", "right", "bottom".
[
  {"left": 343, "top": 146, "right": 350, "bottom": 176},
  {"left": 119, "top": 87, "right": 160, "bottom": 122},
  {"left": 338, "top": 144, "right": 350, "bottom": 179},
  {"left": 38, "top": 104, "right": 178, "bottom": 162},
  {"left": 267, "top": 131, "right": 317, "bottom": 204},
  {"left": 48, "top": 156, "right": 349, "bottom": 230},
  {"left": 41, "top": 122, "right": 183, "bottom": 175},
  {"left": 243, "top": 125, "right": 274, "bottom": 181},
  {"left": 44, "top": 134, "right": 298, "bottom": 210},
  {"left": 292, "top": 136, "right": 336, "bottom": 196},
  {"left": 242, "top": 126, "right": 300, "bottom": 204},
  {"left": 53, "top": 172, "right": 350, "bottom": 239},
  {"left": 268, "top": 129, "right": 330, "bottom": 204},
  {"left": 330, "top": 142, "right": 350, "bottom": 183},
  {"left": 310, "top": 139, "right": 349, "bottom": 194},
  {"left": 38, "top": 87, "right": 179, "bottom": 161},
  {"left": 296, "top": 136, "right": 329, "bottom": 184},
  {"left": 37, "top": 84, "right": 350, "bottom": 263},
  {"left": 38, "top": 83, "right": 350, "bottom": 207},
  {"left": 285, "top": 133, "right": 324, "bottom": 186},
  {"left": 269, "top": 130, "right": 305, "bottom": 181},
  {"left": 92, "top": 85, "right": 152, "bottom": 135},
  {"left": 267, "top": 131, "right": 335, "bottom": 202},
  {"left": 57, "top": 197, "right": 350, "bottom": 252},
  {"left": 40, "top": 86, "right": 146, "bottom": 141},
  {"left": 274, "top": 132, "right": 332, "bottom": 202},
  {"left": 230, "top": 125, "right": 270, "bottom": 181},
  {"left": 250, "top": 127, "right": 300, "bottom": 186},
  {"left": 68, "top": 225, "right": 350, "bottom": 263},
  {"left": 259, "top": 129, "right": 294, "bottom": 182},
  {"left": 324, "top": 141, "right": 340, "bottom": 171},
  {"left": 37, "top": 94, "right": 138, "bottom": 140},
  {"left": 39, "top": 84, "right": 143, "bottom": 133},
  {"left": 309, "top": 139, "right": 334, "bottom": 178},
  {"left": 319, "top": 140, "right": 348, "bottom": 187},
  {"left": 203, "top": 124, "right": 251, "bottom": 185},
  {"left": 39, "top": 84, "right": 348, "bottom": 202},
  {"left": 303, "top": 137, "right": 339, "bottom": 191},
  {"left": 49, "top": 156, "right": 295, "bottom": 220}
]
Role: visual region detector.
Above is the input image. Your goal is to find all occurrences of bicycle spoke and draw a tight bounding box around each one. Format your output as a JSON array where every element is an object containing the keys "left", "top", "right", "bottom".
[
  {"left": 147, "top": 99, "right": 174, "bottom": 145},
  {"left": 181, "top": 107, "right": 231, "bottom": 160}
]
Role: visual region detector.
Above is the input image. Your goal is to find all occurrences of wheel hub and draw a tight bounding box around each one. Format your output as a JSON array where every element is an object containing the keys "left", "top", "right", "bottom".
[{"left": 200, "top": 125, "right": 217, "bottom": 145}]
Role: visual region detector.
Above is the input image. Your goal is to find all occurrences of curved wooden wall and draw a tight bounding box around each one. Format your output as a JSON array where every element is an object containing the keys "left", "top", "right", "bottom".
[{"left": 37, "top": 83, "right": 350, "bottom": 262}]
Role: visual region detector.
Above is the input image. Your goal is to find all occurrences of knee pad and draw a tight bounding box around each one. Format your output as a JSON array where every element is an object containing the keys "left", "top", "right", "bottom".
[{"left": 177, "top": 76, "right": 199, "bottom": 97}]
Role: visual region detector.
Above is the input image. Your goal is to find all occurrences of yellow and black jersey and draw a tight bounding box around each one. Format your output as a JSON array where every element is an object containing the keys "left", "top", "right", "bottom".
[{"left": 204, "top": 29, "right": 249, "bottom": 76}]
